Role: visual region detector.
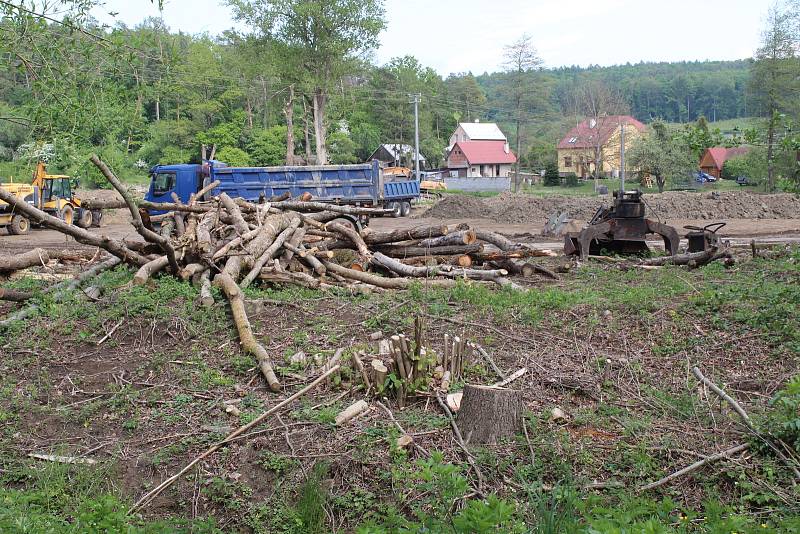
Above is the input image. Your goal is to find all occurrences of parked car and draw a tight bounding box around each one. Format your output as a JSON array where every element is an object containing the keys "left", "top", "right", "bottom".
[
  {"left": 694, "top": 171, "right": 717, "bottom": 183},
  {"left": 736, "top": 176, "right": 756, "bottom": 186}
]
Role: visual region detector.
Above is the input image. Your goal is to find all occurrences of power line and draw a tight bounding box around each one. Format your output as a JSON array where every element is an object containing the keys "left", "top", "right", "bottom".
[{"left": 0, "top": 0, "right": 165, "bottom": 62}]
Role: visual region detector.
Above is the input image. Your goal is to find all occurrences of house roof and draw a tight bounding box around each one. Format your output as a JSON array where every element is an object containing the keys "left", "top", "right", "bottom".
[
  {"left": 557, "top": 115, "right": 646, "bottom": 150},
  {"left": 702, "top": 146, "right": 750, "bottom": 170},
  {"left": 369, "top": 143, "right": 426, "bottom": 162},
  {"left": 452, "top": 141, "right": 517, "bottom": 165},
  {"left": 457, "top": 122, "right": 507, "bottom": 141}
]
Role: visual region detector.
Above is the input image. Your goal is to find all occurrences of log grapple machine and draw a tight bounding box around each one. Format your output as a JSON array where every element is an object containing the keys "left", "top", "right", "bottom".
[{"left": 564, "top": 189, "right": 680, "bottom": 259}]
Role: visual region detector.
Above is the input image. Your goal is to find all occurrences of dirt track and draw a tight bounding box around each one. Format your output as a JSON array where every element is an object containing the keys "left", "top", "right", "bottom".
[
  {"left": 2, "top": 189, "right": 800, "bottom": 254},
  {"left": 2, "top": 211, "right": 800, "bottom": 256}
]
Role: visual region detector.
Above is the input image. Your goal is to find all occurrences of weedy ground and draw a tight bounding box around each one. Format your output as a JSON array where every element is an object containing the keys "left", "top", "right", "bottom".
[{"left": 0, "top": 248, "right": 798, "bottom": 533}]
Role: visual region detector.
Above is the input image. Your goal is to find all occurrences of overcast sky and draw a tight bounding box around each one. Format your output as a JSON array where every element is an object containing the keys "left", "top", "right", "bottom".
[{"left": 91, "top": 0, "right": 771, "bottom": 74}]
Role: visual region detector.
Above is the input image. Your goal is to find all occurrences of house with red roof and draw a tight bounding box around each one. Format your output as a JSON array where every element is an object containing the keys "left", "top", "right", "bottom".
[
  {"left": 445, "top": 140, "right": 517, "bottom": 178},
  {"left": 699, "top": 146, "right": 751, "bottom": 178},
  {"left": 557, "top": 115, "right": 646, "bottom": 178}
]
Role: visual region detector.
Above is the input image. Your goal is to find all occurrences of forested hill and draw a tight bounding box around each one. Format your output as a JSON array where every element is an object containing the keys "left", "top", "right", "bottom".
[
  {"left": 0, "top": 6, "right": 760, "bottom": 182},
  {"left": 478, "top": 59, "right": 752, "bottom": 126}
]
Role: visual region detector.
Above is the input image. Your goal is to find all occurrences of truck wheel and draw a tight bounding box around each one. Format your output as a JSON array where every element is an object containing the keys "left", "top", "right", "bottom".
[
  {"left": 9, "top": 215, "right": 29, "bottom": 235},
  {"left": 76, "top": 208, "right": 93, "bottom": 228},
  {"left": 388, "top": 201, "right": 401, "bottom": 218},
  {"left": 400, "top": 201, "right": 411, "bottom": 217},
  {"left": 91, "top": 209, "right": 103, "bottom": 228},
  {"left": 59, "top": 205, "right": 74, "bottom": 226}
]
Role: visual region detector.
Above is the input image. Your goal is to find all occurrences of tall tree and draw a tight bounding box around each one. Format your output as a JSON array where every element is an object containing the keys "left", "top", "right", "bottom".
[
  {"left": 750, "top": 0, "right": 800, "bottom": 191},
  {"left": 573, "top": 78, "right": 628, "bottom": 190},
  {"left": 502, "top": 34, "right": 542, "bottom": 192},
  {"left": 228, "top": 0, "right": 386, "bottom": 164}
]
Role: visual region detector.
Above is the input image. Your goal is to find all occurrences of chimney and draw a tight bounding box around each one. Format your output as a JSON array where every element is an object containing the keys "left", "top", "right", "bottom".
[{"left": 504, "top": 142, "right": 510, "bottom": 154}]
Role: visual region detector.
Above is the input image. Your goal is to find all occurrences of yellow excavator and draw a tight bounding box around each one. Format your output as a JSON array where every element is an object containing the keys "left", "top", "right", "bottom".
[{"left": 0, "top": 162, "right": 97, "bottom": 235}]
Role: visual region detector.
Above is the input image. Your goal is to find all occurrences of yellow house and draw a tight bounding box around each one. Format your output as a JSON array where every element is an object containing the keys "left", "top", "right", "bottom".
[{"left": 557, "top": 115, "right": 646, "bottom": 178}]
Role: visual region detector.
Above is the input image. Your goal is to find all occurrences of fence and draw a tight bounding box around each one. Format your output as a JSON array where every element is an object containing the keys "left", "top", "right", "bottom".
[{"left": 445, "top": 177, "right": 511, "bottom": 193}]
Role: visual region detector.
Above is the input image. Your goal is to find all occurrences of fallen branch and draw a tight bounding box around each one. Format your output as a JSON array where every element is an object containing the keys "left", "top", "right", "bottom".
[
  {"left": 90, "top": 155, "right": 180, "bottom": 274},
  {"left": 692, "top": 366, "right": 800, "bottom": 481},
  {"left": 323, "top": 261, "right": 461, "bottom": 290},
  {"left": 638, "top": 443, "right": 749, "bottom": 492},
  {"left": 133, "top": 256, "right": 170, "bottom": 286},
  {"left": 214, "top": 272, "right": 280, "bottom": 391},
  {"left": 128, "top": 365, "right": 340, "bottom": 514},
  {"left": 28, "top": 453, "right": 98, "bottom": 465}
]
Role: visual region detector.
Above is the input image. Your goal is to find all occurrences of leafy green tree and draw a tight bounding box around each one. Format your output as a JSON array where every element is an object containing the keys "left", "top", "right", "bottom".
[
  {"left": 327, "top": 131, "right": 358, "bottom": 164},
  {"left": 247, "top": 126, "right": 287, "bottom": 166},
  {"left": 628, "top": 121, "right": 696, "bottom": 192},
  {"left": 749, "top": 1, "right": 800, "bottom": 191},
  {"left": 228, "top": 0, "right": 386, "bottom": 164},
  {"left": 721, "top": 148, "right": 768, "bottom": 183},
  {"left": 216, "top": 146, "right": 251, "bottom": 166}
]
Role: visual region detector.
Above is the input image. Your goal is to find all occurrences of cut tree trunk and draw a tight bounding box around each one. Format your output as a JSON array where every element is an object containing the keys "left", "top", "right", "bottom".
[
  {"left": 456, "top": 384, "right": 522, "bottom": 444},
  {"left": 474, "top": 230, "right": 517, "bottom": 252},
  {"left": 372, "top": 252, "right": 507, "bottom": 282},
  {"left": 213, "top": 272, "right": 280, "bottom": 392},
  {"left": 0, "top": 248, "right": 49, "bottom": 273},
  {"left": 640, "top": 247, "right": 725, "bottom": 267},
  {"left": 0, "top": 288, "right": 34, "bottom": 302},
  {"left": 361, "top": 225, "right": 449, "bottom": 245},
  {"left": 133, "top": 256, "right": 170, "bottom": 285},
  {"left": 418, "top": 230, "right": 477, "bottom": 247},
  {"left": 328, "top": 222, "right": 371, "bottom": 257}
]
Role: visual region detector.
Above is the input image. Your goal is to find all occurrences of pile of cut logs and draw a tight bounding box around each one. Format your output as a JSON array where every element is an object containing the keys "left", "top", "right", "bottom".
[{"left": 0, "top": 155, "right": 554, "bottom": 393}]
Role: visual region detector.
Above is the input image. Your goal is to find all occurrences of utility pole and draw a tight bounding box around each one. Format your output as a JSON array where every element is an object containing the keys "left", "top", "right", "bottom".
[
  {"left": 619, "top": 121, "right": 626, "bottom": 193},
  {"left": 410, "top": 93, "right": 421, "bottom": 180}
]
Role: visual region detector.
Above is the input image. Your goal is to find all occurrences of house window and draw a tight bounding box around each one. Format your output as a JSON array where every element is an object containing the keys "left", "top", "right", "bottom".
[
  {"left": 568, "top": 137, "right": 578, "bottom": 143},
  {"left": 564, "top": 156, "right": 573, "bottom": 168}
]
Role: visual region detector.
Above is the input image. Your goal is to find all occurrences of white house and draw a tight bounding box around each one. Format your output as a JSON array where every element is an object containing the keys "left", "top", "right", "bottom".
[{"left": 447, "top": 121, "right": 507, "bottom": 150}]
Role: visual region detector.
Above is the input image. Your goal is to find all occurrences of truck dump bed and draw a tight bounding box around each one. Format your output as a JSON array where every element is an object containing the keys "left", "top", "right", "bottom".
[{"left": 208, "top": 161, "right": 382, "bottom": 204}]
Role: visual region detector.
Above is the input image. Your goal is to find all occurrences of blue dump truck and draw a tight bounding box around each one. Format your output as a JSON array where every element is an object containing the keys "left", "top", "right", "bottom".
[{"left": 144, "top": 160, "right": 419, "bottom": 225}]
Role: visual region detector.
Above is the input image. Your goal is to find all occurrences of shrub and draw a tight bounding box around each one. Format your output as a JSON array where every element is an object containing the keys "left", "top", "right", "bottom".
[
  {"left": 565, "top": 173, "right": 579, "bottom": 187},
  {"left": 760, "top": 374, "right": 800, "bottom": 454}
]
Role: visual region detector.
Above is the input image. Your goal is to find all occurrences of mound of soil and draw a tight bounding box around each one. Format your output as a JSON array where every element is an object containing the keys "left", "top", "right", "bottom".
[{"left": 425, "top": 191, "right": 800, "bottom": 223}]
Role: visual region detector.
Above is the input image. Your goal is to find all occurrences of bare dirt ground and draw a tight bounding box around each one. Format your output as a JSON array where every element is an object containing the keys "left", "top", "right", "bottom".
[{"left": 2, "top": 199, "right": 800, "bottom": 256}]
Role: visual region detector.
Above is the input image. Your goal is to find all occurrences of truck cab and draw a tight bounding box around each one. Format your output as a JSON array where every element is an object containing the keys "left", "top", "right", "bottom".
[{"left": 145, "top": 164, "right": 204, "bottom": 208}]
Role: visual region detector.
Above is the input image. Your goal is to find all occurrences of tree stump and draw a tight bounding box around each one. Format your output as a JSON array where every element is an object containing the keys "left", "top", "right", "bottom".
[{"left": 456, "top": 384, "right": 522, "bottom": 444}]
